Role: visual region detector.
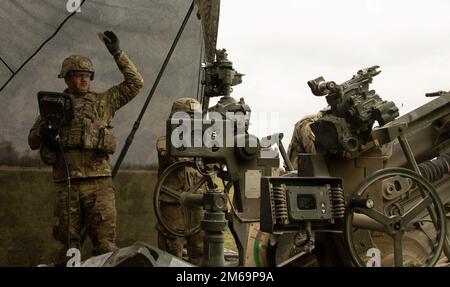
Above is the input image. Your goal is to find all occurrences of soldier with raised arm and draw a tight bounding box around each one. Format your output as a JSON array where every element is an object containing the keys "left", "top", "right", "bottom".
[{"left": 28, "top": 31, "right": 144, "bottom": 265}]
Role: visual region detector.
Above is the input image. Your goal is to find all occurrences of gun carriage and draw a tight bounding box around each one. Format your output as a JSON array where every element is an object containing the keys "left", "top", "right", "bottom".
[{"left": 154, "top": 50, "right": 450, "bottom": 267}]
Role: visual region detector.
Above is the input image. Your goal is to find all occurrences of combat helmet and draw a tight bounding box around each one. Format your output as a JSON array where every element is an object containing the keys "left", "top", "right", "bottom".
[
  {"left": 171, "top": 98, "right": 201, "bottom": 115},
  {"left": 58, "top": 55, "right": 95, "bottom": 80}
]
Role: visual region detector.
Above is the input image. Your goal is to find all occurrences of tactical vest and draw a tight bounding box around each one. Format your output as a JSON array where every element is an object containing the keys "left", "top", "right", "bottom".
[{"left": 60, "top": 94, "right": 116, "bottom": 154}]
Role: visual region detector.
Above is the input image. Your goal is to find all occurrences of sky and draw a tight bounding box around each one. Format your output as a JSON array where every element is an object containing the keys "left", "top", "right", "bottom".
[{"left": 216, "top": 0, "right": 450, "bottom": 149}]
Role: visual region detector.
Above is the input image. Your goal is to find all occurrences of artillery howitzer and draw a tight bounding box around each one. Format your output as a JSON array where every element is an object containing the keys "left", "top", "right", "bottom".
[
  {"left": 263, "top": 67, "right": 450, "bottom": 267},
  {"left": 154, "top": 50, "right": 450, "bottom": 267}
]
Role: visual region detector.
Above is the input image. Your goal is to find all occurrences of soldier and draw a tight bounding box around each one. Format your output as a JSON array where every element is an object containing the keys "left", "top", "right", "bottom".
[
  {"left": 286, "top": 112, "right": 323, "bottom": 170},
  {"left": 155, "top": 98, "right": 205, "bottom": 265},
  {"left": 28, "top": 31, "right": 144, "bottom": 265}
]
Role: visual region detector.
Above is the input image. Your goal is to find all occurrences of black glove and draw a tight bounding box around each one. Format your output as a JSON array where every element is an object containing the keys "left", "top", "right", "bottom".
[{"left": 98, "top": 31, "right": 121, "bottom": 56}]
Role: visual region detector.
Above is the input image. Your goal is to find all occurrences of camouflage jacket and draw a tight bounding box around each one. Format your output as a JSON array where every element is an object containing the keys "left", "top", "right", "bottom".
[
  {"left": 28, "top": 51, "right": 144, "bottom": 182},
  {"left": 286, "top": 112, "right": 323, "bottom": 170}
]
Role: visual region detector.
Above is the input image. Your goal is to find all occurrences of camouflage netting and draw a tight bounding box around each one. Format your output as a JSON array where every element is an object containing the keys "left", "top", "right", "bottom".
[
  {"left": 0, "top": 0, "right": 222, "bottom": 267},
  {"left": 0, "top": 0, "right": 205, "bottom": 169},
  {"left": 195, "top": 0, "right": 220, "bottom": 63}
]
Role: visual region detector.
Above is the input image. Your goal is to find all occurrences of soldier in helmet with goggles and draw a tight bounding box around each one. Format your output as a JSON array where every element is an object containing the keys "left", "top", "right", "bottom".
[{"left": 28, "top": 31, "right": 144, "bottom": 265}]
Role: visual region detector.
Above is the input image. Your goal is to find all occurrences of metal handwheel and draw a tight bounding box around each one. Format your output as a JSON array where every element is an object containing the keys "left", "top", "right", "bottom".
[
  {"left": 153, "top": 160, "right": 210, "bottom": 237},
  {"left": 344, "top": 167, "right": 446, "bottom": 267}
]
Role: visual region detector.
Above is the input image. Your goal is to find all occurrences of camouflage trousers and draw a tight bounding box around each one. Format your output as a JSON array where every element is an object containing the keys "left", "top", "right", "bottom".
[
  {"left": 157, "top": 202, "right": 204, "bottom": 265},
  {"left": 53, "top": 176, "right": 118, "bottom": 265}
]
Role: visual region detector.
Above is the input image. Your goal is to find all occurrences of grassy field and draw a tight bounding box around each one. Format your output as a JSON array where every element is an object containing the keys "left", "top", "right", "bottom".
[
  {"left": 0, "top": 168, "right": 158, "bottom": 266},
  {"left": 0, "top": 167, "right": 236, "bottom": 266}
]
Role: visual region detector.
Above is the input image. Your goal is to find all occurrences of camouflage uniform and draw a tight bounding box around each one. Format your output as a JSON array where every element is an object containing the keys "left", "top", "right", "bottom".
[
  {"left": 155, "top": 98, "right": 205, "bottom": 265},
  {"left": 286, "top": 112, "right": 323, "bottom": 170},
  {"left": 28, "top": 51, "right": 144, "bottom": 264}
]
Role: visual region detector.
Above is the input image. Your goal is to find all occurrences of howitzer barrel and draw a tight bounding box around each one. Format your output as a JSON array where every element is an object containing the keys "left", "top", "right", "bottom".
[
  {"left": 384, "top": 93, "right": 450, "bottom": 168},
  {"left": 384, "top": 93, "right": 450, "bottom": 205}
]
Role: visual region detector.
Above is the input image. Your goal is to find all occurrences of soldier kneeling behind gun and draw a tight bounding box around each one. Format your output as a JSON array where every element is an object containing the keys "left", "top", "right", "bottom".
[{"left": 155, "top": 98, "right": 206, "bottom": 266}]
